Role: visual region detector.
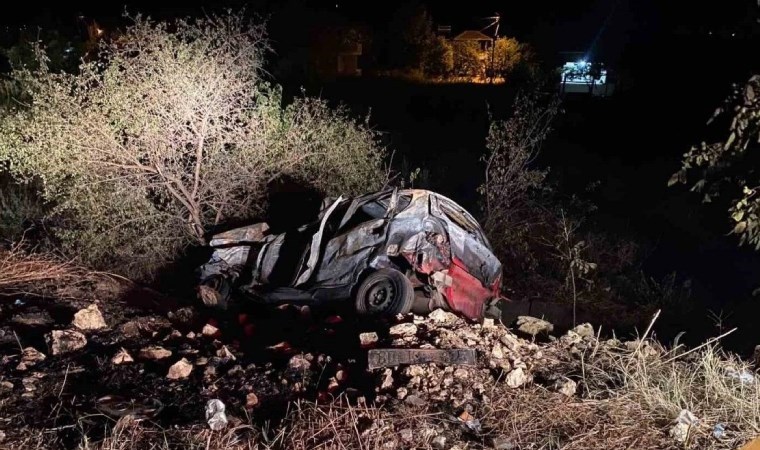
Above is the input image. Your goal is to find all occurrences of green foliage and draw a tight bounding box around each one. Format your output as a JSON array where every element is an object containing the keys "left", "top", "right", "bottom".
[
  {"left": 452, "top": 41, "right": 484, "bottom": 78},
  {"left": 671, "top": 75, "right": 760, "bottom": 250},
  {"left": 423, "top": 36, "right": 454, "bottom": 77},
  {"left": 0, "top": 13, "right": 385, "bottom": 278},
  {"left": 491, "top": 37, "right": 534, "bottom": 80}
]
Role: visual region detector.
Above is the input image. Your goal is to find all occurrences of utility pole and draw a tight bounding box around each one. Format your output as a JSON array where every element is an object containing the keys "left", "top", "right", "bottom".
[{"left": 482, "top": 13, "right": 500, "bottom": 84}]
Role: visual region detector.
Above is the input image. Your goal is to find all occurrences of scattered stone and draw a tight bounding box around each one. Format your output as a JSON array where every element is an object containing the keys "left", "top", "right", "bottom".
[
  {"left": 12, "top": 310, "right": 54, "bottom": 329},
  {"left": 482, "top": 318, "right": 496, "bottom": 328},
  {"left": 389, "top": 323, "right": 418, "bottom": 338},
  {"left": 47, "top": 330, "right": 87, "bottom": 355},
  {"left": 202, "top": 323, "right": 219, "bottom": 337},
  {"left": 139, "top": 346, "right": 172, "bottom": 360},
  {"left": 381, "top": 369, "right": 394, "bottom": 390},
  {"left": 17, "top": 347, "right": 45, "bottom": 371},
  {"left": 0, "top": 430, "right": 5, "bottom": 442},
  {"left": 205, "top": 399, "right": 228, "bottom": 431},
  {"left": 396, "top": 387, "right": 408, "bottom": 400},
  {"left": 196, "top": 357, "right": 208, "bottom": 366},
  {"left": 72, "top": 304, "right": 107, "bottom": 330},
  {"left": 572, "top": 323, "right": 595, "bottom": 339},
  {"left": 246, "top": 392, "right": 259, "bottom": 408},
  {"left": 359, "top": 332, "right": 379, "bottom": 347},
  {"left": 515, "top": 316, "right": 554, "bottom": 338},
  {"left": 119, "top": 316, "right": 172, "bottom": 338},
  {"left": 670, "top": 409, "right": 699, "bottom": 443},
  {"left": 111, "top": 348, "right": 134, "bottom": 365},
  {"left": 404, "top": 394, "right": 426, "bottom": 406},
  {"left": 167, "top": 358, "right": 193, "bottom": 380},
  {"left": 399, "top": 429, "right": 414, "bottom": 442},
  {"left": 555, "top": 378, "right": 577, "bottom": 397},
  {"left": 505, "top": 367, "right": 529, "bottom": 388},
  {"left": 216, "top": 345, "right": 236, "bottom": 361},
  {"left": 492, "top": 436, "right": 516, "bottom": 450},
  {"left": 428, "top": 309, "right": 460, "bottom": 326},
  {"left": 167, "top": 307, "right": 196, "bottom": 325},
  {"left": 431, "top": 435, "right": 447, "bottom": 449},
  {"left": 288, "top": 354, "right": 312, "bottom": 371},
  {"left": 186, "top": 331, "right": 196, "bottom": 339},
  {"left": 0, "top": 381, "right": 13, "bottom": 392}
]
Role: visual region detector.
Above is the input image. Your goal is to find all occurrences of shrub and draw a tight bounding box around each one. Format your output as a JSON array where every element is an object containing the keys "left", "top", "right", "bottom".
[{"left": 0, "top": 13, "right": 385, "bottom": 278}]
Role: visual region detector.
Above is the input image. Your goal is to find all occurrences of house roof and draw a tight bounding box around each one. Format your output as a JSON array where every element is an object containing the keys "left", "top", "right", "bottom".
[{"left": 452, "top": 30, "right": 493, "bottom": 42}]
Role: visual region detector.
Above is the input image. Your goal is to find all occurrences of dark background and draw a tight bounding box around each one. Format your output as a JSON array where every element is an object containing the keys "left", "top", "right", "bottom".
[{"left": 4, "top": 0, "right": 760, "bottom": 352}]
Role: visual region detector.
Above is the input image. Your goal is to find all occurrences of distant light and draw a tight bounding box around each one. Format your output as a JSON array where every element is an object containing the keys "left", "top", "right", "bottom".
[
  {"left": 732, "top": 32, "right": 736, "bottom": 37},
  {"left": 577, "top": 59, "right": 587, "bottom": 66},
  {"left": 708, "top": 31, "right": 713, "bottom": 35}
]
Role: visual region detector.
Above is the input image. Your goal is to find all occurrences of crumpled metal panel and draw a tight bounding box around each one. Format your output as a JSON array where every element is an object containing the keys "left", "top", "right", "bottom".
[{"left": 443, "top": 257, "right": 500, "bottom": 321}]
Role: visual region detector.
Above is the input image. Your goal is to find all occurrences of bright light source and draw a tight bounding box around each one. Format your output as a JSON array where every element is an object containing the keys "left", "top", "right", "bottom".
[{"left": 577, "top": 59, "right": 587, "bottom": 65}]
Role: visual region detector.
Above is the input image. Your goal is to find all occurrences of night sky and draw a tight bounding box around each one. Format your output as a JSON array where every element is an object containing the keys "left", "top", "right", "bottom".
[{"left": 3, "top": 0, "right": 757, "bottom": 58}]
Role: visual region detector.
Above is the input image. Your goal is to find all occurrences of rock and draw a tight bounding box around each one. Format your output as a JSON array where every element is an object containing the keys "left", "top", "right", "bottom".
[
  {"left": 47, "top": 330, "right": 87, "bottom": 355},
  {"left": 669, "top": 409, "right": 698, "bottom": 443},
  {"left": 0, "top": 381, "right": 13, "bottom": 392},
  {"left": 202, "top": 323, "right": 219, "bottom": 337},
  {"left": 186, "top": 331, "right": 196, "bottom": 340},
  {"left": 572, "top": 323, "right": 594, "bottom": 339},
  {"left": 119, "top": 316, "right": 172, "bottom": 338},
  {"left": 482, "top": 318, "right": 496, "bottom": 328},
  {"left": 288, "top": 354, "right": 312, "bottom": 371},
  {"left": 491, "top": 343, "right": 505, "bottom": 360},
  {"left": 562, "top": 330, "right": 583, "bottom": 346},
  {"left": 555, "top": 378, "right": 577, "bottom": 397},
  {"left": 112, "top": 348, "right": 134, "bottom": 365},
  {"left": 515, "top": 316, "right": 553, "bottom": 338},
  {"left": 167, "top": 358, "right": 193, "bottom": 380},
  {"left": 246, "top": 392, "right": 259, "bottom": 408},
  {"left": 669, "top": 422, "right": 690, "bottom": 443},
  {"left": 216, "top": 345, "right": 236, "bottom": 361},
  {"left": 431, "top": 435, "right": 447, "bottom": 449},
  {"left": 381, "top": 369, "right": 394, "bottom": 390},
  {"left": 196, "top": 357, "right": 208, "bottom": 366},
  {"left": 17, "top": 347, "right": 46, "bottom": 370},
  {"left": 359, "top": 332, "right": 379, "bottom": 347},
  {"left": 0, "top": 430, "right": 4, "bottom": 442},
  {"left": 492, "top": 436, "right": 516, "bottom": 450},
  {"left": 12, "top": 310, "right": 54, "bottom": 329},
  {"left": 335, "top": 369, "right": 348, "bottom": 382},
  {"left": 389, "top": 323, "right": 417, "bottom": 338},
  {"left": 205, "top": 399, "right": 227, "bottom": 431},
  {"left": 405, "top": 395, "right": 426, "bottom": 406},
  {"left": 428, "top": 309, "right": 460, "bottom": 326},
  {"left": 399, "top": 429, "right": 413, "bottom": 442},
  {"left": 139, "top": 346, "right": 172, "bottom": 360},
  {"left": 505, "top": 367, "right": 529, "bottom": 388},
  {"left": 396, "top": 387, "right": 408, "bottom": 400},
  {"left": 72, "top": 304, "right": 107, "bottom": 330}
]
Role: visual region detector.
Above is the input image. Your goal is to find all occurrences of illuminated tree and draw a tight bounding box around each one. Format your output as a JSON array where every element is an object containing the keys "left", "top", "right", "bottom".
[
  {"left": 452, "top": 41, "right": 484, "bottom": 78},
  {"left": 0, "top": 13, "right": 385, "bottom": 277}
]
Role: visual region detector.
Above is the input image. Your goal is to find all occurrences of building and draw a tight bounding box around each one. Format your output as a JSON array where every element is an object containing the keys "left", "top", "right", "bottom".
[{"left": 452, "top": 30, "right": 493, "bottom": 51}]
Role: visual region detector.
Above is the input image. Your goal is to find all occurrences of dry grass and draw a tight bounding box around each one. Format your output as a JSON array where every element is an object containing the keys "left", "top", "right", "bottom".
[
  {"left": 0, "top": 242, "right": 82, "bottom": 296},
  {"left": 586, "top": 339, "right": 760, "bottom": 449}
]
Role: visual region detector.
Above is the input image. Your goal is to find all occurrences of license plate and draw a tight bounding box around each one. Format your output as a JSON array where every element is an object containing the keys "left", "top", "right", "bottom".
[{"left": 367, "top": 348, "right": 477, "bottom": 369}]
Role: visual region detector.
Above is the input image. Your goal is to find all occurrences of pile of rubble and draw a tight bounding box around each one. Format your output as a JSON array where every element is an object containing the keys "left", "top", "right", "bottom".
[{"left": 366, "top": 309, "right": 597, "bottom": 407}]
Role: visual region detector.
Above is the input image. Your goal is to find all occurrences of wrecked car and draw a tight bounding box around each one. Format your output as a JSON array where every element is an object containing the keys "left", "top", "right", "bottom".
[{"left": 197, "top": 189, "right": 502, "bottom": 321}]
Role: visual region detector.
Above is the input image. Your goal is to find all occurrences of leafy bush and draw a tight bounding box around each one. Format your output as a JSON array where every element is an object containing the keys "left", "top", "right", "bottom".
[
  {"left": 0, "top": 13, "right": 385, "bottom": 278},
  {"left": 671, "top": 75, "right": 760, "bottom": 250}
]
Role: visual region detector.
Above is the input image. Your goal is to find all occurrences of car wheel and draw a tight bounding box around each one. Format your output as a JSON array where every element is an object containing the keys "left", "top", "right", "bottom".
[{"left": 355, "top": 269, "right": 414, "bottom": 316}]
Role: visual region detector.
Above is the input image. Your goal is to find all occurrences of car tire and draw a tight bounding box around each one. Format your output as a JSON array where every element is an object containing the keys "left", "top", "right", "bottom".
[{"left": 355, "top": 269, "right": 414, "bottom": 316}]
